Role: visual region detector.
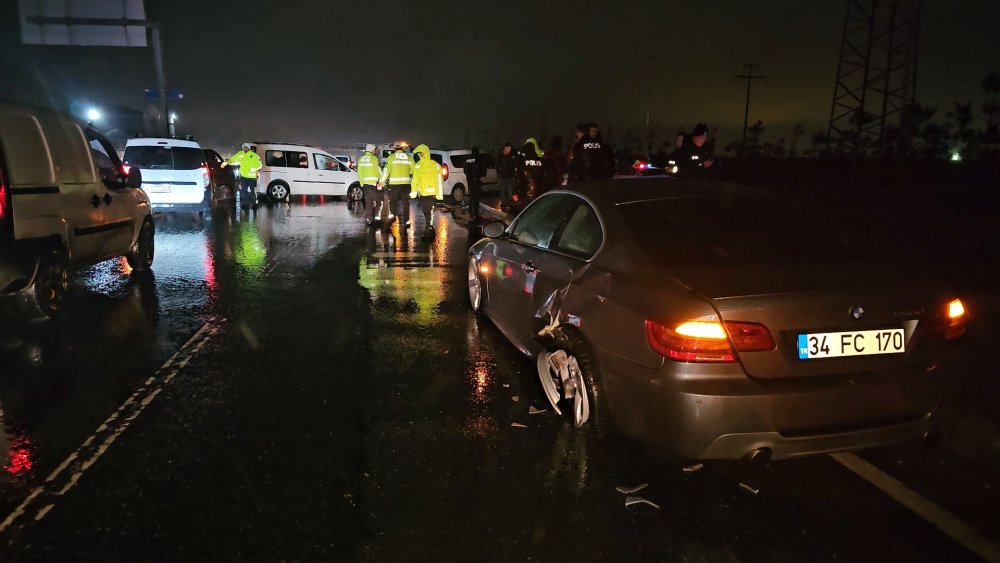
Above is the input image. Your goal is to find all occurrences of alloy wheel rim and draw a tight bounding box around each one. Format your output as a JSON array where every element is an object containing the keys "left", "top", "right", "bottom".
[
  {"left": 567, "top": 357, "right": 590, "bottom": 427},
  {"left": 468, "top": 261, "right": 481, "bottom": 310}
]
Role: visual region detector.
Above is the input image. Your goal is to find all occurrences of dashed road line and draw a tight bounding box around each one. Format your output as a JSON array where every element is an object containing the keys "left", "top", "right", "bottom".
[
  {"left": 0, "top": 318, "right": 222, "bottom": 535},
  {"left": 832, "top": 451, "right": 1000, "bottom": 563}
]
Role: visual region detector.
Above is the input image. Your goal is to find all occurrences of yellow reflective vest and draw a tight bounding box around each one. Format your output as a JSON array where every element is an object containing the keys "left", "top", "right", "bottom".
[
  {"left": 357, "top": 151, "right": 382, "bottom": 186},
  {"left": 227, "top": 149, "right": 262, "bottom": 179},
  {"left": 380, "top": 150, "right": 414, "bottom": 185},
  {"left": 410, "top": 144, "right": 443, "bottom": 199}
]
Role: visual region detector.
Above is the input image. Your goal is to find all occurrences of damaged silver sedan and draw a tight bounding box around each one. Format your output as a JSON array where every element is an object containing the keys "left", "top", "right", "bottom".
[{"left": 467, "top": 179, "right": 967, "bottom": 462}]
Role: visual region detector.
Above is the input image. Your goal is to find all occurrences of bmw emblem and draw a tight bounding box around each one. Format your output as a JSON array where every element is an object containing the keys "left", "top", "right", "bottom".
[{"left": 850, "top": 305, "right": 865, "bottom": 320}]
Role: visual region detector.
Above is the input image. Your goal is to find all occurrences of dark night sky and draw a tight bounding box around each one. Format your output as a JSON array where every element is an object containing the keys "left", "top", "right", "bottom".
[{"left": 2, "top": 0, "right": 999, "bottom": 153}]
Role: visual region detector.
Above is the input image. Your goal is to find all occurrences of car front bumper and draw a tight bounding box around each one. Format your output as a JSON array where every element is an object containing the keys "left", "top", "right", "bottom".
[{"left": 599, "top": 351, "right": 937, "bottom": 460}]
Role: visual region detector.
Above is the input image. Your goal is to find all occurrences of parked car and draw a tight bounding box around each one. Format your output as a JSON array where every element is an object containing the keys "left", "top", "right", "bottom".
[
  {"left": 467, "top": 179, "right": 966, "bottom": 462},
  {"left": 123, "top": 137, "right": 212, "bottom": 214},
  {"left": 415, "top": 148, "right": 499, "bottom": 204},
  {"left": 0, "top": 101, "right": 153, "bottom": 317},
  {"left": 202, "top": 147, "right": 236, "bottom": 207},
  {"left": 249, "top": 142, "right": 362, "bottom": 202}
]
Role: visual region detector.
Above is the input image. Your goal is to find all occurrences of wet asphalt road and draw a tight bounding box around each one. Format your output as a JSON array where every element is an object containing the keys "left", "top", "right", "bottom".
[{"left": 0, "top": 198, "right": 998, "bottom": 562}]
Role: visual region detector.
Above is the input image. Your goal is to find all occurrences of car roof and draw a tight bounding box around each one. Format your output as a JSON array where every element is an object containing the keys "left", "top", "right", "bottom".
[
  {"left": 429, "top": 148, "right": 472, "bottom": 155},
  {"left": 565, "top": 177, "right": 767, "bottom": 208},
  {"left": 127, "top": 137, "right": 202, "bottom": 149}
]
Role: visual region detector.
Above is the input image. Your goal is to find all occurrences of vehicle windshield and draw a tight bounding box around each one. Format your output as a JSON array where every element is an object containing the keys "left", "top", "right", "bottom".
[
  {"left": 621, "top": 195, "right": 861, "bottom": 268},
  {"left": 123, "top": 146, "right": 205, "bottom": 170}
]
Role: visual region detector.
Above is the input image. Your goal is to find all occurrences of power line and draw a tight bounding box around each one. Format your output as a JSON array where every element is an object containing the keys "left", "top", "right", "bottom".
[{"left": 736, "top": 64, "right": 766, "bottom": 156}]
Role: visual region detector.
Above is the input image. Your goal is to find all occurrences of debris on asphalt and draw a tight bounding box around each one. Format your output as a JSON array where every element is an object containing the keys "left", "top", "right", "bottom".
[
  {"left": 502, "top": 383, "right": 510, "bottom": 388},
  {"left": 511, "top": 422, "right": 528, "bottom": 429},
  {"left": 512, "top": 395, "right": 520, "bottom": 402},
  {"left": 624, "top": 496, "right": 661, "bottom": 510},
  {"left": 528, "top": 406, "right": 547, "bottom": 415},
  {"left": 682, "top": 463, "right": 704, "bottom": 473},
  {"left": 739, "top": 482, "right": 760, "bottom": 496},
  {"left": 616, "top": 483, "right": 648, "bottom": 494}
]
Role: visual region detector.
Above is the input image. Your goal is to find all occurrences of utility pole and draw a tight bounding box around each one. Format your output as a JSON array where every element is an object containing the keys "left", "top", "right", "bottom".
[{"left": 736, "top": 64, "right": 766, "bottom": 156}]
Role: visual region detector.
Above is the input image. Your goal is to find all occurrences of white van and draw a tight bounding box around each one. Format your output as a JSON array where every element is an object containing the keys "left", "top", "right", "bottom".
[
  {"left": 249, "top": 142, "right": 362, "bottom": 202},
  {"left": 422, "top": 149, "right": 499, "bottom": 204},
  {"left": 123, "top": 137, "right": 211, "bottom": 213},
  {"left": 0, "top": 101, "right": 153, "bottom": 317}
]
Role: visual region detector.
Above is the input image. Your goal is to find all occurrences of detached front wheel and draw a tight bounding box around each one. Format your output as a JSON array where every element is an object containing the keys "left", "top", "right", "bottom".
[
  {"left": 539, "top": 330, "right": 611, "bottom": 434},
  {"left": 32, "top": 248, "right": 69, "bottom": 318}
]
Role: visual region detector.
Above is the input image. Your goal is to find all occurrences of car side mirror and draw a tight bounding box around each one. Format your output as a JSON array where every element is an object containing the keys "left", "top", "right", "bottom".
[
  {"left": 125, "top": 168, "right": 143, "bottom": 189},
  {"left": 482, "top": 221, "right": 505, "bottom": 239}
]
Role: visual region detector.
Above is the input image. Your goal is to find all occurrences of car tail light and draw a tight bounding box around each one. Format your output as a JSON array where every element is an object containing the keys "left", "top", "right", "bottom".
[
  {"left": 939, "top": 298, "right": 968, "bottom": 340},
  {"left": 122, "top": 164, "right": 132, "bottom": 176},
  {"left": 441, "top": 163, "right": 449, "bottom": 180},
  {"left": 645, "top": 320, "right": 776, "bottom": 363},
  {"left": 0, "top": 174, "right": 7, "bottom": 221}
]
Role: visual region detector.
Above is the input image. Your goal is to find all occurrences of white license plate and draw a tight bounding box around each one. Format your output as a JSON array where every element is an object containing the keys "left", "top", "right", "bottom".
[
  {"left": 147, "top": 185, "right": 171, "bottom": 193},
  {"left": 797, "top": 329, "right": 905, "bottom": 360}
]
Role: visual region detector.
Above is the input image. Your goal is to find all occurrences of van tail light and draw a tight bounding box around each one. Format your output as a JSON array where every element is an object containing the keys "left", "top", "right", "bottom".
[
  {"left": 200, "top": 165, "right": 210, "bottom": 187},
  {"left": 122, "top": 164, "right": 132, "bottom": 176},
  {"left": 645, "top": 320, "right": 775, "bottom": 363},
  {"left": 441, "top": 163, "right": 449, "bottom": 180}
]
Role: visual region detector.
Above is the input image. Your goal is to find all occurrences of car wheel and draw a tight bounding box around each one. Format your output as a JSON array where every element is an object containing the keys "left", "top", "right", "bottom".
[
  {"left": 32, "top": 248, "right": 68, "bottom": 318},
  {"left": 126, "top": 220, "right": 155, "bottom": 272},
  {"left": 540, "top": 330, "right": 611, "bottom": 434},
  {"left": 468, "top": 257, "right": 484, "bottom": 314},
  {"left": 451, "top": 184, "right": 466, "bottom": 204},
  {"left": 347, "top": 183, "right": 363, "bottom": 202},
  {"left": 268, "top": 181, "right": 289, "bottom": 202}
]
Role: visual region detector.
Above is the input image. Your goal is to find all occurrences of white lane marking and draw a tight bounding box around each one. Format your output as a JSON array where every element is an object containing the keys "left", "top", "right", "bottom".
[
  {"left": 831, "top": 452, "right": 1000, "bottom": 563},
  {"left": 0, "top": 318, "right": 222, "bottom": 535}
]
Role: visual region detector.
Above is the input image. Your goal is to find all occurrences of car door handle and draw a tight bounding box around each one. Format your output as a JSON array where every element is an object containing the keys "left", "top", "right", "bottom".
[
  {"left": 90, "top": 195, "right": 101, "bottom": 208},
  {"left": 103, "top": 193, "right": 113, "bottom": 206},
  {"left": 522, "top": 262, "right": 539, "bottom": 274}
]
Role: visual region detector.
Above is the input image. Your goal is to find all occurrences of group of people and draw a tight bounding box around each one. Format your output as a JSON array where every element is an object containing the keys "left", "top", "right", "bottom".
[
  {"left": 464, "top": 122, "right": 617, "bottom": 221},
  {"left": 357, "top": 142, "right": 445, "bottom": 238}
]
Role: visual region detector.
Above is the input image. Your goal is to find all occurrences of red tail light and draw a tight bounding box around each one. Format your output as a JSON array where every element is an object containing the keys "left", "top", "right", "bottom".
[
  {"left": 441, "top": 163, "right": 449, "bottom": 180},
  {"left": 122, "top": 164, "right": 132, "bottom": 176},
  {"left": 645, "top": 320, "right": 775, "bottom": 363},
  {"left": 0, "top": 174, "right": 7, "bottom": 221},
  {"left": 931, "top": 298, "right": 968, "bottom": 340}
]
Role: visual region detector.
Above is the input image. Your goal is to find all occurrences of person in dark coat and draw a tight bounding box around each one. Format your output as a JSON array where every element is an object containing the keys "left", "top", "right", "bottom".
[
  {"left": 462, "top": 147, "right": 487, "bottom": 222},
  {"left": 569, "top": 123, "right": 615, "bottom": 182},
  {"left": 669, "top": 123, "right": 715, "bottom": 175},
  {"left": 542, "top": 135, "right": 565, "bottom": 187},
  {"left": 496, "top": 143, "right": 521, "bottom": 210}
]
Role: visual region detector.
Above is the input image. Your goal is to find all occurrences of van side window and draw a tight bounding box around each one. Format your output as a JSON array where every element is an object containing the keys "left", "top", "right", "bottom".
[
  {"left": 313, "top": 154, "right": 340, "bottom": 171},
  {"left": 290, "top": 152, "right": 309, "bottom": 169},
  {"left": 85, "top": 129, "right": 121, "bottom": 189},
  {"left": 266, "top": 150, "right": 286, "bottom": 167}
]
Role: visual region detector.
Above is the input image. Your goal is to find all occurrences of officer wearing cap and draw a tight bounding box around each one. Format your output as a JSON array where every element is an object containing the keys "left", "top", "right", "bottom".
[
  {"left": 669, "top": 123, "right": 715, "bottom": 175},
  {"left": 357, "top": 144, "right": 383, "bottom": 226}
]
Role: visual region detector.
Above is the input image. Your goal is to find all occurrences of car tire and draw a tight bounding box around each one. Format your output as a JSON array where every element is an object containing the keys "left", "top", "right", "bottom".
[
  {"left": 468, "top": 256, "right": 485, "bottom": 314},
  {"left": 268, "top": 181, "right": 290, "bottom": 202},
  {"left": 451, "top": 184, "right": 466, "bottom": 205},
  {"left": 544, "top": 329, "right": 612, "bottom": 435},
  {"left": 347, "top": 183, "right": 363, "bottom": 202},
  {"left": 32, "top": 247, "right": 69, "bottom": 318},
  {"left": 126, "top": 220, "right": 155, "bottom": 272}
]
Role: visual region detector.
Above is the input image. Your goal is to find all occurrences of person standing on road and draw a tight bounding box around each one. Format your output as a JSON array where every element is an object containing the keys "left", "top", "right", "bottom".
[
  {"left": 516, "top": 137, "right": 555, "bottom": 209},
  {"left": 496, "top": 142, "right": 520, "bottom": 211},
  {"left": 463, "top": 146, "right": 487, "bottom": 223},
  {"left": 565, "top": 123, "right": 589, "bottom": 183},
  {"left": 669, "top": 123, "right": 715, "bottom": 176},
  {"left": 410, "top": 144, "right": 444, "bottom": 238},
  {"left": 569, "top": 123, "right": 615, "bottom": 182},
  {"left": 224, "top": 143, "right": 263, "bottom": 209},
  {"left": 379, "top": 142, "right": 414, "bottom": 227},
  {"left": 542, "top": 135, "right": 564, "bottom": 186},
  {"left": 357, "top": 144, "right": 383, "bottom": 227}
]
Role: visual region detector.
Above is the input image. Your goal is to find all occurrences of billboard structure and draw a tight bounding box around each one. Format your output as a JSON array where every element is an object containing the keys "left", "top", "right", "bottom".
[{"left": 18, "top": 0, "right": 174, "bottom": 135}]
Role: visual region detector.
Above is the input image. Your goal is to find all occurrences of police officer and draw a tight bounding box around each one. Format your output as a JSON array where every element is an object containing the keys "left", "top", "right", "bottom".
[
  {"left": 569, "top": 123, "right": 615, "bottom": 182},
  {"left": 463, "top": 147, "right": 487, "bottom": 223},
  {"left": 669, "top": 123, "right": 715, "bottom": 175},
  {"left": 496, "top": 143, "right": 520, "bottom": 211},
  {"left": 410, "top": 144, "right": 443, "bottom": 238},
  {"left": 379, "top": 141, "right": 414, "bottom": 226},
  {"left": 224, "top": 143, "right": 263, "bottom": 210},
  {"left": 357, "top": 144, "right": 383, "bottom": 226},
  {"left": 516, "top": 137, "right": 554, "bottom": 209}
]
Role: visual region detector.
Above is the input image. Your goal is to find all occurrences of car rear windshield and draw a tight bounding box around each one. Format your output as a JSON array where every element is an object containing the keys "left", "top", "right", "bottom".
[
  {"left": 123, "top": 146, "right": 205, "bottom": 170},
  {"left": 620, "top": 195, "right": 861, "bottom": 268},
  {"left": 449, "top": 154, "right": 470, "bottom": 168}
]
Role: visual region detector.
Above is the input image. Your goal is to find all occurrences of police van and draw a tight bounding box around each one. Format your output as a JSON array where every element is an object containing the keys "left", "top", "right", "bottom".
[
  {"left": 0, "top": 101, "right": 153, "bottom": 317},
  {"left": 248, "top": 142, "right": 362, "bottom": 202}
]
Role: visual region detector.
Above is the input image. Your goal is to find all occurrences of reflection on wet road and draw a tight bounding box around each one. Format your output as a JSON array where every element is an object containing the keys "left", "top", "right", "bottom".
[{"left": 0, "top": 200, "right": 997, "bottom": 561}]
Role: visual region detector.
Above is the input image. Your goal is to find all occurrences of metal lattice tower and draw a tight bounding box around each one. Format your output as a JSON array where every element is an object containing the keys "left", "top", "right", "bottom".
[{"left": 827, "top": 0, "right": 921, "bottom": 155}]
